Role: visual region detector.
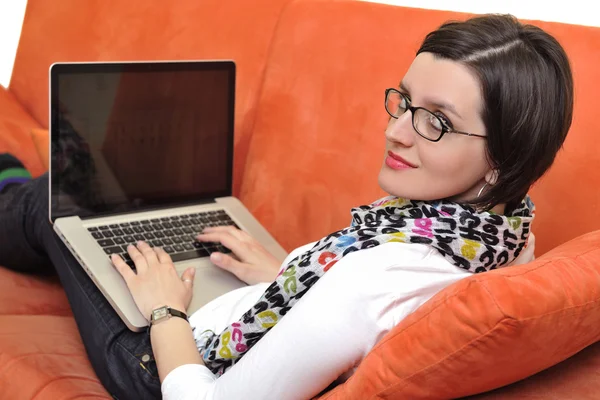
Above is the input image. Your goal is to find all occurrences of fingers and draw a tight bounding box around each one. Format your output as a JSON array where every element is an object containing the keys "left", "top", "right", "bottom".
[
  {"left": 110, "top": 254, "right": 136, "bottom": 283},
  {"left": 202, "top": 225, "right": 249, "bottom": 242},
  {"left": 196, "top": 231, "right": 247, "bottom": 256},
  {"left": 127, "top": 243, "right": 149, "bottom": 273},
  {"left": 181, "top": 267, "right": 195, "bottom": 290},
  {"left": 209, "top": 252, "right": 247, "bottom": 281},
  {"left": 154, "top": 246, "right": 173, "bottom": 264}
]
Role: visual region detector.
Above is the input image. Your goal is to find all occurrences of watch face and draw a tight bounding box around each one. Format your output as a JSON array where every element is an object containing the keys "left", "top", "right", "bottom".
[{"left": 153, "top": 307, "right": 169, "bottom": 320}]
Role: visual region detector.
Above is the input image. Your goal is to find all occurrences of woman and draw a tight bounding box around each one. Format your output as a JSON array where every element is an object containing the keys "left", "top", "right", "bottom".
[{"left": 0, "top": 14, "right": 572, "bottom": 400}]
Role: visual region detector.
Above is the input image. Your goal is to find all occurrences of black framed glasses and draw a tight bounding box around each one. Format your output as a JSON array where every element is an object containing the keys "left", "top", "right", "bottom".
[{"left": 384, "top": 88, "right": 487, "bottom": 142}]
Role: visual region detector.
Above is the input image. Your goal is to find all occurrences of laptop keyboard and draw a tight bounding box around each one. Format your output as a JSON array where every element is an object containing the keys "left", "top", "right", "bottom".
[{"left": 87, "top": 210, "right": 238, "bottom": 270}]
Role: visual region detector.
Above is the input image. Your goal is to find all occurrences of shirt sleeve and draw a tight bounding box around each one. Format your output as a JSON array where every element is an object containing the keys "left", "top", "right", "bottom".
[{"left": 161, "top": 242, "right": 471, "bottom": 400}]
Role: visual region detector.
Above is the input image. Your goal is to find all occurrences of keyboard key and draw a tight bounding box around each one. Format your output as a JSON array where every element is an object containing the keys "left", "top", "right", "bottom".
[
  {"left": 154, "top": 231, "right": 165, "bottom": 238},
  {"left": 103, "top": 246, "right": 123, "bottom": 255},
  {"left": 114, "top": 237, "right": 125, "bottom": 245},
  {"left": 143, "top": 232, "right": 156, "bottom": 240},
  {"left": 91, "top": 232, "right": 103, "bottom": 240},
  {"left": 151, "top": 239, "right": 163, "bottom": 247},
  {"left": 180, "top": 214, "right": 190, "bottom": 219},
  {"left": 170, "top": 216, "right": 180, "bottom": 220},
  {"left": 123, "top": 228, "right": 134, "bottom": 235},
  {"left": 103, "top": 231, "right": 114, "bottom": 238},
  {"left": 150, "top": 218, "right": 161, "bottom": 223},
  {"left": 124, "top": 235, "right": 135, "bottom": 243},
  {"left": 120, "top": 253, "right": 132, "bottom": 262},
  {"left": 173, "top": 228, "right": 183, "bottom": 235},
  {"left": 99, "top": 225, "right": 110, "bottom": 230},
  {"left": 183, "top": 243, "right": 194, "bottom": 251},
  {"left": 113, "top": 229, "right": 124, "bottom": 236},
  {"left": 160, "top": 217, "right": 170, "bottom": 221},
  {"left": 172, "top": 237, "right": 183, "bottom": 244},
  {"left": 109, "top": 224, "right": 119, "bottom": 229},
  {"left": 182, "top": 227, "right": 193, "bottom": 234},
  {"left": 163, "top": 246, "right": 175, "bottom": 253},
  {"left": 172, "top": 221, "right": 182, "bottom": 228},
  {"left": 173, "top": 244, "right": 184, "bottom": 252},
  {"left": 171, "top": 249, "right": 210, "bottom": 262},
  {"left": 134, "top": 234, "right": 145, "bottom": 241},
  {"left": 119, "top": 222, "right": 130, "bottom": 227},
  {"left": 141, "top": 220, "right": 151, "bottom": 225},
  {"left": 163, "top": 230, "right": 174, "bottom": 237},
  {"left": 143, "top": 225, "right": 154, "bottom": 232},
  {"left": 189, "top": 218, "right": 200, "bottom": 225},
  {"left": 162, "top": 238, "right": 173, "bottom": 245},
  {"left": 162, "top": 222, "right": 173, "bottom": 229},
  {"left": 133, "top": 226, "right": 144, "bottom": 233},
  {"left": 88, "top": 227, "right": 98, "bottom": 232},
  {"left": 180, "top": 220, "right": 191, "bottom": 226},
  {"left": 130, "top": 221, "right": 141, "bottom": 226},
  {"left": 217, "top": 245, "right": 232, "bottom": 254},
  {"left": 216, "top": 210, "right": 226, "bottom": 214},
  {"left": 200, "top": 217, "right": 210, "bottom": 223},
  {"left": 98, "top": 238, "right": 115, "bottom": 247},
  {"left": 152, "top": 224, "right": 163, "bottom": 231}
]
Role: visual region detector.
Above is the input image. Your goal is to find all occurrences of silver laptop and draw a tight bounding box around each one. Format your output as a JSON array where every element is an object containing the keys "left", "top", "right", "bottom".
[{"left": 49, "top": 61, "right": 287, "bottom": 332}]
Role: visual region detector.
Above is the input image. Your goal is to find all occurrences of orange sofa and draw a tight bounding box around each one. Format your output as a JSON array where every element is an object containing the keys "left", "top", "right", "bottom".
[{"left": 1, "top": 0, "right": 600, "bottom": 399}]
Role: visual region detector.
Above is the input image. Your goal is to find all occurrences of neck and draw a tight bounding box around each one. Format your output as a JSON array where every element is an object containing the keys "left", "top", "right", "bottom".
[{"left": 490, "top": 203, "right": 506, "bottom": 215}]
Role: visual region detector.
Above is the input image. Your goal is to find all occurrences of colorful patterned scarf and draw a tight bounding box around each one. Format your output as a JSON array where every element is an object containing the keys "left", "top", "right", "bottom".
[{"left": 198, "top": 195, "right": 535, "bottom": 375}]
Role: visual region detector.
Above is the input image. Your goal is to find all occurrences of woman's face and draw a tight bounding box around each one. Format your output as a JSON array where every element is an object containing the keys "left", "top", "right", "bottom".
[{"left": 378, "top": 52, "right": 492, "bottom": 203}]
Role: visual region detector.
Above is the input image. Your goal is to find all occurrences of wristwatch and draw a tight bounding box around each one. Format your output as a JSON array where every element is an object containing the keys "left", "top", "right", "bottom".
[{"left": 149, "top": 305, "right": 188, "bottom": 327}]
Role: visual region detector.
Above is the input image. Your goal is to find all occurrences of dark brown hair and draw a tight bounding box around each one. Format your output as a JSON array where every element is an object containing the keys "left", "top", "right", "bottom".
[{"left": 417, "top": 14, "right": 573, "bottom": 213}]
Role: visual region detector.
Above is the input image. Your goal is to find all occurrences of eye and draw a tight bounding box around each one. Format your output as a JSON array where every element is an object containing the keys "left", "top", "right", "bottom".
[
  {"left": 399, "top": 93, "right": 411, "bottom": 109},
  {"left": 434, "top": 112, "right": 453, "bottom": 130}
]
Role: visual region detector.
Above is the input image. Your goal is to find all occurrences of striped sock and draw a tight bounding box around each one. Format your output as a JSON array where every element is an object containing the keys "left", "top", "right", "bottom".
[{"left": 0, "top": 154, "right": 32, "bottom": 194}]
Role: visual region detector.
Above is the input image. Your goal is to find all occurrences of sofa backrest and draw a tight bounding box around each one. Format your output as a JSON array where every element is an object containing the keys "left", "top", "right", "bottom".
[
  {"left": 241, "top": 0, "right": 600, "bottom": 256},
  {"left": 9, "top": 0, "right": 293, "bottom": 196}
]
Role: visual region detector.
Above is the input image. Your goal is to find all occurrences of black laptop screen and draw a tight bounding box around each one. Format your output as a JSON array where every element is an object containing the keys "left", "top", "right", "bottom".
[{"left": 50, "top": 61, "right": 235, "bottom": 221}]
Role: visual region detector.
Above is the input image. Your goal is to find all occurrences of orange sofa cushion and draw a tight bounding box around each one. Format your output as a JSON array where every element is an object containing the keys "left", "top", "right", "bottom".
[
  {"left": 240, "top": 0, "right": 600, "bottom": 257},
  {"left": 30, "top": 128, "right": 49, "bottom": 170},
  {"left": 316, "top": 229, "right": 600, "bottom": 399},
  {"left": 0, "top": 86, "right": 46, "bottom": 177},
  {"left": 0, "top": 315, "right": 109, "bottom": 399},
  {"left": 0, "top": 267, "right": 70, "bottom": 316}
]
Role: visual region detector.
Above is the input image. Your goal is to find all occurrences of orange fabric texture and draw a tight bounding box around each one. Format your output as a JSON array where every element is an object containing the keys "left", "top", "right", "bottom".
[
  {"left": 0, "top": 268, "right": 70, "bottom": 317},
  {"left": 240, "top": 0, "right": 600, "bottom": 257},
  {"left": 0, "top": 315, "right": 110, "bottom": 399},
  {"left": 0, "top": 86, "right": 45, "bottom": 177},
  {"left": 30, "top": 128, "right": 49, "bottom": 169},
  {"left": 10, "top": 0, "right": 293, "bottom": 197},
  {"left": 315, "top": 230, "right": 600, "bottom": 399}
]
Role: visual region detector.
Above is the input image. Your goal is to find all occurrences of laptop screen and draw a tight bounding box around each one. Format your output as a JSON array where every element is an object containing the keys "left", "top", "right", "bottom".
[{"left": 50, "top": 61, "right": 235, "bottom": 222}]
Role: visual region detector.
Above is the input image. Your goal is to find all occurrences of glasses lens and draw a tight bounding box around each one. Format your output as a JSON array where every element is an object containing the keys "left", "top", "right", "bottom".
[
  {"left": 385, "top": 90, "right": 407, "bottom": 118},
  {"left": 414, "top": 108, "right": 444, "bottom": 140}
]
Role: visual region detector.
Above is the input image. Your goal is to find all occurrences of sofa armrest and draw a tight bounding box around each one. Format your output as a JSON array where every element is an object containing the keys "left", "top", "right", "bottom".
[{"left": 0, "top": 85, "right": 46, "bottom": 176}]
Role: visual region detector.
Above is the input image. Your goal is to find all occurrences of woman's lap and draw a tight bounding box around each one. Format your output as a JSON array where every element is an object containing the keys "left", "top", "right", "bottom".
[{"left": 0, "top": 174, "right": 161, "bottom": 399}]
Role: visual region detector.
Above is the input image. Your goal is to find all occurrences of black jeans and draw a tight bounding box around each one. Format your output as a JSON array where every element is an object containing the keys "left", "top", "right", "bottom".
[{"left": 0, "top": 174, "right": 161, "bottom": 399}]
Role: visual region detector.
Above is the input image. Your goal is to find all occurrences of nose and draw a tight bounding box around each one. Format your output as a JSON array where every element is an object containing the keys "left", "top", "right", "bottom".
[{"left": 385, "top": 110, "right": 416, "bottom": 147}]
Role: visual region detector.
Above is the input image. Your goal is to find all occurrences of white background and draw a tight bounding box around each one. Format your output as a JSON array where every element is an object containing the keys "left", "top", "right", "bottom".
[{"left": 1, "top": 1, "right": 599, "bottom": 88}]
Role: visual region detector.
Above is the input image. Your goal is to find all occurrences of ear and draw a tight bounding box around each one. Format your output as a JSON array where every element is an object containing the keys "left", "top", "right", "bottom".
[{"left": 485, "top": 169, "right": 499, "bottom": 185}]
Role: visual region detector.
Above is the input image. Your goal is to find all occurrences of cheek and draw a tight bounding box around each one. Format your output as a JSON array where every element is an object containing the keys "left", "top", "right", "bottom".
[{"left": 419, "top": 141, "right": 488, "bottom": 183}]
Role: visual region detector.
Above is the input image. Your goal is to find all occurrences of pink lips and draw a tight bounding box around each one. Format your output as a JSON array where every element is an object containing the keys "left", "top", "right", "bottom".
[{"left": 385, "top": 151, "right": 416, "bottom": 170}]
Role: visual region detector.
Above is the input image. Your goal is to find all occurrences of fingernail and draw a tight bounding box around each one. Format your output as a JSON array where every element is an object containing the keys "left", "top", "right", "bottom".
[
  {"left": 190, "top": 269, "right": 196, "bottom": 276},
  {"left": 211, "top": 253, "right": 221, "bottom": 262}
]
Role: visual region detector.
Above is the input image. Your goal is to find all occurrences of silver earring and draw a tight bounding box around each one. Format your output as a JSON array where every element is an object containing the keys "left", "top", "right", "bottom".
[{"left": 477, "top": 182, "right": 488, "bottom": 198}]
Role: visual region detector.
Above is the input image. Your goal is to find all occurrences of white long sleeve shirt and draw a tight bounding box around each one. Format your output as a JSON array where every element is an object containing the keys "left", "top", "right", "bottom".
[{"left": 162, "top": 234, "right": 535, "bottom": 400}]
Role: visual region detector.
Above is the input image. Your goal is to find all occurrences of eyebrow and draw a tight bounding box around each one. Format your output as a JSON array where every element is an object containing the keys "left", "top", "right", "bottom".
[{"left": 399, "top": 81, "right": 463, "bottom": 120}]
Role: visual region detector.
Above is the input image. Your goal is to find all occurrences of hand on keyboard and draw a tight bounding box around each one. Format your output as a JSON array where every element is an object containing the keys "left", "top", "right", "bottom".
[{"left": 196, "top": 226, "right": 281, "bottom": 285}]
